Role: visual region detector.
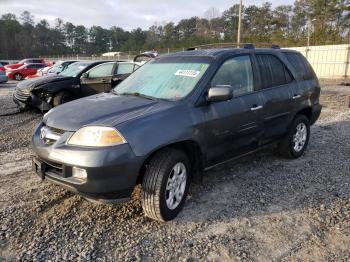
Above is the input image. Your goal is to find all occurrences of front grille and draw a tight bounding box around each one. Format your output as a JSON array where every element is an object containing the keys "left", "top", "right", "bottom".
[
  {"left": 47, "top": 126, "right": 66, "bottom": 135},
  {"left": 40, "top": 125, "right": 66, "bottom": 145},
  {"left": 14, "top": 88, "right": 31, "bottom": 102}
]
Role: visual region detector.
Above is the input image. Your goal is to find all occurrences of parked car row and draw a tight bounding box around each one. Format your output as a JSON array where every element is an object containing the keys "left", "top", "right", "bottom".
[
  {"left": 28, "top": 45, "right": 322, "bottom": 222},
  {"left": 13, "top": 60, "right": 141, "bottom": 110}
]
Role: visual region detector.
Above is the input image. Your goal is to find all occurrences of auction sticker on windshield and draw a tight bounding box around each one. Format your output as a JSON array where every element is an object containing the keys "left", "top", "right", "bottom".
[{"left": 175, "top": 69, "right": 201, "bottom": 78}]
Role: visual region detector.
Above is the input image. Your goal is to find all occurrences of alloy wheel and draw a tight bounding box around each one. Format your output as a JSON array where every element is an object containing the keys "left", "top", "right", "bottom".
[
  {"left": 165, "top": 162, "right": 187, "bottom": 210},
  {"left": 293, "top": 123, "right": 307, "bottom": 152}
]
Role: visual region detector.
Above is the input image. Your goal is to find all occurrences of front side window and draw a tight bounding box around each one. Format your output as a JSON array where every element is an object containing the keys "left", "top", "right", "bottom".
[
  {"left": 114, "top": 59, "right": 210, "bottom": 100},
  {"left": 116, "top": 63, "right": 135, "bottom": 75},
  {"left": 211, "top": 55, "right": 254, "bottom": 96},
  {"left": 88, "top": 63, "right": 114, "bottom": 78},
  {"left": 256, "top": 54, "right": 292, "bottom": 88}
]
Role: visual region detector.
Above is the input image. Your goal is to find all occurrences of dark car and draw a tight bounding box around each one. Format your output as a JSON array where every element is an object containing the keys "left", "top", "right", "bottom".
[
  {"left": 13, "top": 61, "right": 139, "bottom": 111},
  {"left": 0, "top": 61, "right": 9, "bottom": 66},
  {"left": 32, "top": 46, "right": 322, "bottom": 222}
]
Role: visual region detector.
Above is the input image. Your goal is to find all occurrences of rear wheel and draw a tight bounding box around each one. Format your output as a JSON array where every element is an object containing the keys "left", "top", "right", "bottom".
[
  {"left": 53, "top": 91, "right": 74, "bottom": 107},
  {"left": 14, "top": 73, "right": 23, "bottom": 81},
  {"left": 141, "top": 148, "right": 190, "bottom": 222},
  {"left": 278, "top": 115, "right": 310, "bottom": 158}
]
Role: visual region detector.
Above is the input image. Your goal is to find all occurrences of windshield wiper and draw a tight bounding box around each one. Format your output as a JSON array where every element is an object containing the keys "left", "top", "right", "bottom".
[{"left": 115, "top": 92, "right": 157, "bottom": 101}]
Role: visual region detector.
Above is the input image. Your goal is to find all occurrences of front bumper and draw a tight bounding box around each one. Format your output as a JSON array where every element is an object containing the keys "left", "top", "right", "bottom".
[
  {"left": 13, "top": 89, "right": 52, "bottom": 111},
  {"left": 31, "top": 123, "right": 144, "bottom": 200}
]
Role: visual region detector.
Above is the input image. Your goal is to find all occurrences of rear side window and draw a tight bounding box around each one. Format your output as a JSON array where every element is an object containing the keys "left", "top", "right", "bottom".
[
  {"left": 211, "top": 55, "right": 254, "bottom": 96},
  {"left": 33, "top": 59, "right": 42, "bottom": 63},
  {"left": 283, "top": 52, "right": 316, "bottom": 80},
  {"left": 256, "top": 54, "right": 293, "bottom": 89}
]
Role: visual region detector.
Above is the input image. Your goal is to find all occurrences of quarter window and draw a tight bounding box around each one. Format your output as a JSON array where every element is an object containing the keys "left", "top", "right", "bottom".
[
  {"left": 211, "top": 55, "right": 254, "bottom": 96},
  {"left": 88, "top": 63, "right": 114, "bottom": 78},
  {"left": 283, "top": 52, "right": 316, "bottom": 80},
  {"left": 256, "top": 54, "right": 292, "bottom": 89}
]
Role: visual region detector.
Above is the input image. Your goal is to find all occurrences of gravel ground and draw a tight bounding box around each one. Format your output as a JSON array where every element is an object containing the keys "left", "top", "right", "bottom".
[{"left": 0, "top": 81, "right": 349, "bottom": 261}]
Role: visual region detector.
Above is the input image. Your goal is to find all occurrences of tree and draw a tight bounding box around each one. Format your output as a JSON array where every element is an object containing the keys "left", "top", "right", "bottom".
[{"left": 0, "top": 2, "right": 349, "bottom": 59}]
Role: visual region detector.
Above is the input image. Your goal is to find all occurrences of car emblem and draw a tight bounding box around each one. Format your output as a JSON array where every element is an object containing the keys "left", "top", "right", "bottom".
[{"left": 40, "top": 127, "right": 46, "bottom": 140}]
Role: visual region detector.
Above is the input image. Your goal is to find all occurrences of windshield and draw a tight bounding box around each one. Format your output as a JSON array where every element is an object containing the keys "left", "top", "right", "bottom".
[
  {"left": 49, "top": 61, "right": 64, "bottom": 73},
  {"left": 114, "top": 59, "right": 210, "bottom": 100},
  {"left": 59, "top": 62, "right": 89, "bottom": 77}
]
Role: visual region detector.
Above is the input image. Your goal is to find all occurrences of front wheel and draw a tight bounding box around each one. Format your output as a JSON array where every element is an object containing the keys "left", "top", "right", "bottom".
[
  {"left": 53, "top": 91, "right": 74, "bottom": 107},
  {"left": 14, "top": 73, "right": 23, "bottom": 81},
  {"left": 278, "top": 115, "right": 310, "bottom": 158},
  {"left": 141, "top": 148, "right": 190, "bottom": 222}
]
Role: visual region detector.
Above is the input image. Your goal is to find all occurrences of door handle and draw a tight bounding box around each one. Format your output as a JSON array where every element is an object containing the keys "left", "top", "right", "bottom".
[
  {"left": 101, "top": 79, "right": 107, "bottom": 83},
  {"left": 251, "top": 105, "right": 263, "bottom": 111},
  {"left": 292, "top": 94, "right": 301, "bottom": 99}
]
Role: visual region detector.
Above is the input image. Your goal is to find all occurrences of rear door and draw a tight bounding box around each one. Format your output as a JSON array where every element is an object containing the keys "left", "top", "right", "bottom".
[
  {"left": 203, "top": 54, "right": 264, "bottom": 165},
  {"left": 80, "top": 62, "right": 115, "bottom": 96},
  {"left": 255, "top": 53, "right": 296, "bottom": 143}
]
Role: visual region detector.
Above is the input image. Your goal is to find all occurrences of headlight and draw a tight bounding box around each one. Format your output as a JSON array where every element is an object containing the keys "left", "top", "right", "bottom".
[{"left": 68, "top": 126, "right": 126, "bottom": 147}]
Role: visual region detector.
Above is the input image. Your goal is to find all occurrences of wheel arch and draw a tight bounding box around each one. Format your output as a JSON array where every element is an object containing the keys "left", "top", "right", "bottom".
[
  {"left": 296, "top": 107, "right": 312, "bottom": 121},
  {"left": 136, "top": 140, "right": 205, "bottom": 185}
]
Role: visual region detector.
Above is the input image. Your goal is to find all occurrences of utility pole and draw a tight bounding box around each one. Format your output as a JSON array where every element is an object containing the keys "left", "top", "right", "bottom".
[
  {"left": 307, "top": 18, "right": 311, "bottom": 49},
  {"left": 237, "top": 0, "right": 242, "bottom": 48}
]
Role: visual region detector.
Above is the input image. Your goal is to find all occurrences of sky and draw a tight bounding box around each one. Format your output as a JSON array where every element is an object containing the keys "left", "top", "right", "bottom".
[{"left": 0, "top": 0, "right": 294, "bottom": 30}]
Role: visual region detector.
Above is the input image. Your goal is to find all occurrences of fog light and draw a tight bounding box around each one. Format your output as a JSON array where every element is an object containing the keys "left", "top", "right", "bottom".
[{"left": 72, "top": 167, "right": 87, "bottom": 181}]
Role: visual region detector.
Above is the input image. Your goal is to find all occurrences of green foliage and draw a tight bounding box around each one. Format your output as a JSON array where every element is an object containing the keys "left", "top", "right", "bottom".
[{"left": 0, "top": 1, "right": 349, "bottom": 59}]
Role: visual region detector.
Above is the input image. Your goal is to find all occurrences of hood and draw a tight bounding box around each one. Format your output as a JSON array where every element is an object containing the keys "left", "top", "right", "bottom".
[
  {"left": 16, "top": 75, "right": 74, "bottom": 90},
  {"left": 44, "top": 93, "right": 172, "bottom": 131}
]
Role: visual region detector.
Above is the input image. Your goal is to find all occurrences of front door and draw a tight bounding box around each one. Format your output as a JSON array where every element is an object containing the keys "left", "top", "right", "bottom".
[
  {"left": 202, "top": 55, "right": 264, "bottom": 166},
  {"left": 80, "top": 62, "right": 115, "bottom": 96}
]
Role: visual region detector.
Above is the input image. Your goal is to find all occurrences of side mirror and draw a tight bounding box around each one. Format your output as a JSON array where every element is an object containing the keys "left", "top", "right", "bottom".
[
  {"left": 207, "top": 85, "right": 233, "bottom": 102},
  {"left": 82, "top": 72, "right": 89, "bottom": 78}
]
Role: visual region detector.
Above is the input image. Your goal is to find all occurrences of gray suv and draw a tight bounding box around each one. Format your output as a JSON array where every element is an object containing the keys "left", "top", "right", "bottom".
[{"left": 32, "top": 46, "right": 322, "bottom": 222}]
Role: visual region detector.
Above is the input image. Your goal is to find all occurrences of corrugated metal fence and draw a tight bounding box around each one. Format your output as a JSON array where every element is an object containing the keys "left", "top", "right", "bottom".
[{"left": 285, "top": 44, "right": 350, "bottom": 79}]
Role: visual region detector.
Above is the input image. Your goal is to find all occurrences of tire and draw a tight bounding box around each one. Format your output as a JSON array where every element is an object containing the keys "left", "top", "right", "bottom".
[
  {"left": 141, "top": 148, "right": 190, "bottom": 222},
  {"left": 53, "top": 91, "right": 74, "bottom": 107},
  {"left": 14, "top": 73, "right": 23, "bottom": 81},
  {"left": 278, "top": 114, "right": 310, "bottom": 158}
]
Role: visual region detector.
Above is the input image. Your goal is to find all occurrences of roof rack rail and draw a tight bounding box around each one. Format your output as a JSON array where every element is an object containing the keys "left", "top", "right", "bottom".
[
  {"left": 271, "top": 44, "right": 280, "bottom": 49},
  {"left": 243, "top": 44, "right": 255, "bottom": 49}
]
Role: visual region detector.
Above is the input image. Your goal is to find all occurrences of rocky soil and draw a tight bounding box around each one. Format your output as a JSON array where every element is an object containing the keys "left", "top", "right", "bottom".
[{"left": 0, "top": 81, "right": 349, "bottom": 261}]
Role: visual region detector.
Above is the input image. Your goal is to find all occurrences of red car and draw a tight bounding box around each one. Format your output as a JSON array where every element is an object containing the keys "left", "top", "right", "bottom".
[
  {"left": 5, "top": 58, "right": 46, "bottom": 70},
  {"left": 6, "top": 63, "right": 47, "bottom": 81}
]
